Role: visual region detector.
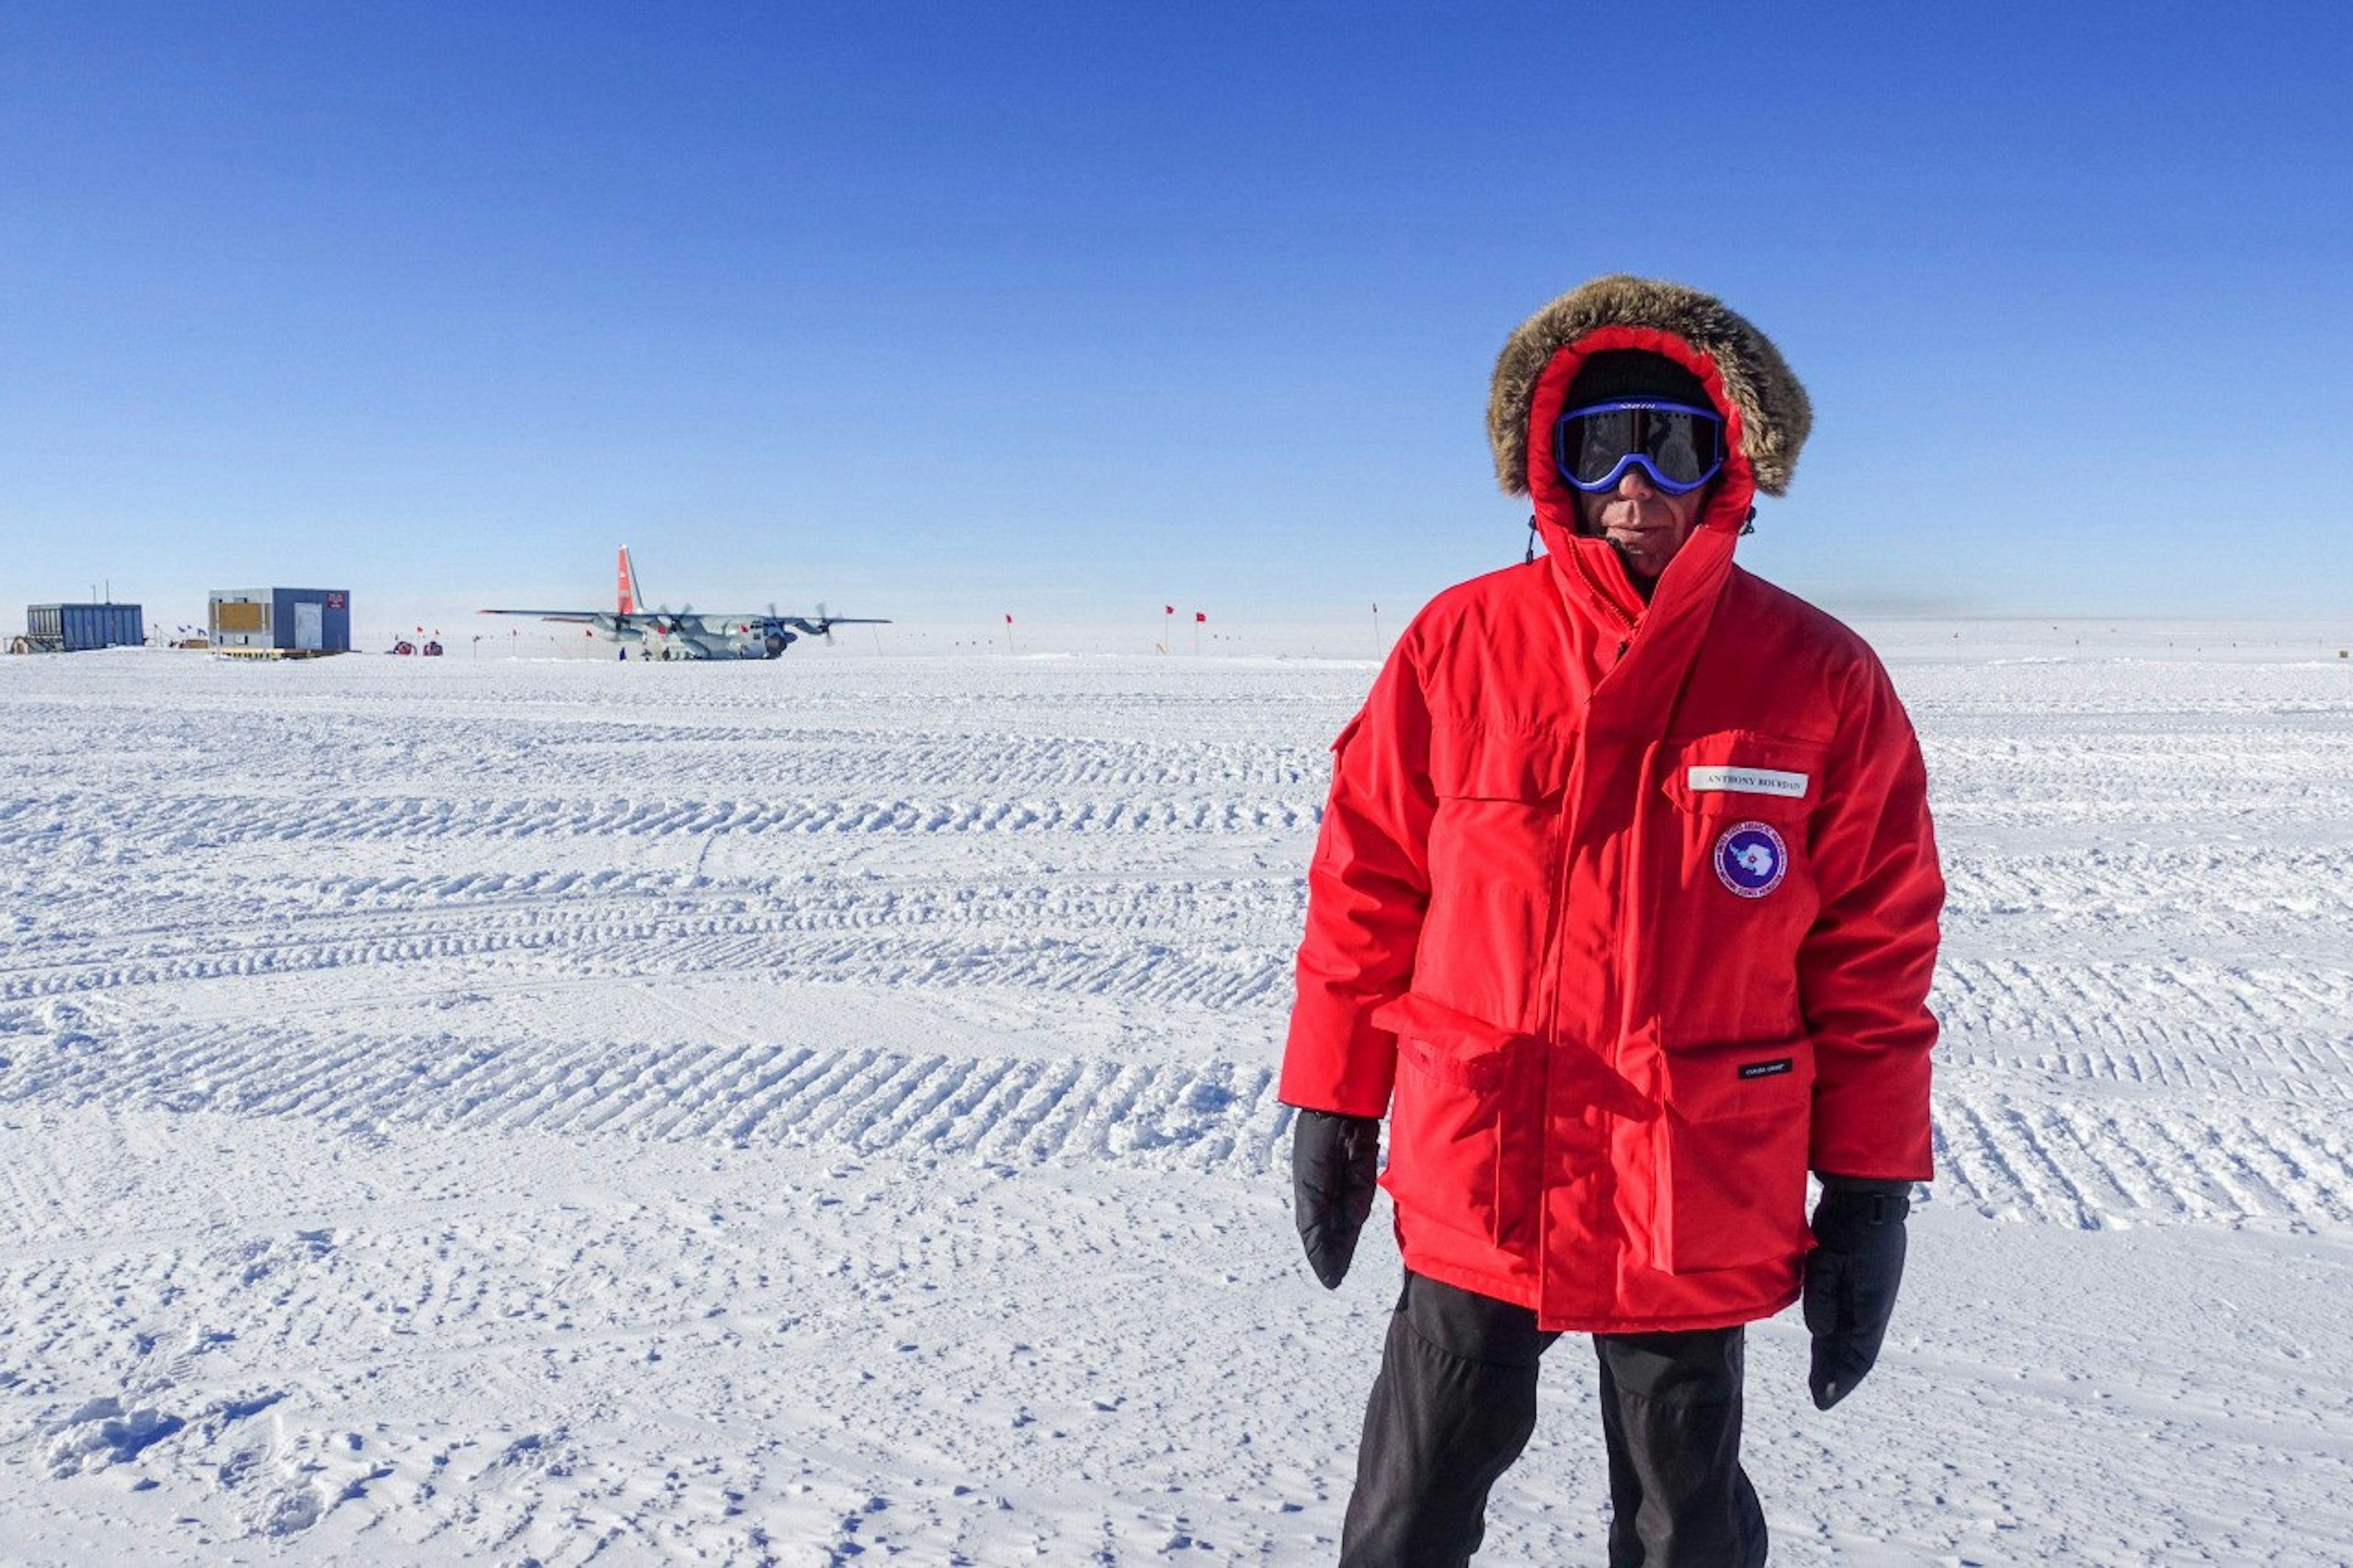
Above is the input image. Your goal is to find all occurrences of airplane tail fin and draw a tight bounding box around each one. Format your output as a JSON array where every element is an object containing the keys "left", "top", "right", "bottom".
[{"left": 617, "top": 546, "right": 642, "bottom": 616}]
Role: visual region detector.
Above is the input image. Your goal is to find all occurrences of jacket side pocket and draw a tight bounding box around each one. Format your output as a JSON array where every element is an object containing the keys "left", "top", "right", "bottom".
[
  {"left": 1374, "top": 996, "right": 1525, "bottom": 1249},
  {"left": 1651, "top": 1036, "right": 1816, "bottom": 1274}
]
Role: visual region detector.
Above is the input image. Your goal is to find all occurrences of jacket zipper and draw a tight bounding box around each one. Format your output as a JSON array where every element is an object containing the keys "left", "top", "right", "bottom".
[
  {"left": 1530, "top": 542, "right": 1642, "bottom": 1317},
  {"left": 1567, "top": 544, "right": 1640, "bottom": 662},
  {"left": 1537, "top": 545, "right": 1628, "bottom": 1053}
]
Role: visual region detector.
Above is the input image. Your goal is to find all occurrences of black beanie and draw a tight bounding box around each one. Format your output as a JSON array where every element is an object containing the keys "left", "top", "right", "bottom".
[{"left": 1563, "top": 349, "right": 1713, "bottom": 414}]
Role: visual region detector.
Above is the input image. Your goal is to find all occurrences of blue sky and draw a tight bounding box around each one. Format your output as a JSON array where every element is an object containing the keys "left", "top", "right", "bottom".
[{"left": 4, "top": 1, "right": 2348, "bottom": 642}]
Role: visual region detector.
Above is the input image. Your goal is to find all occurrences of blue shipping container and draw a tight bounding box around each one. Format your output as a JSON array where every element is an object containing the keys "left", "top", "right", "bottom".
[{"left": 25, "top": 603, "right": 144, "bottom": 651}]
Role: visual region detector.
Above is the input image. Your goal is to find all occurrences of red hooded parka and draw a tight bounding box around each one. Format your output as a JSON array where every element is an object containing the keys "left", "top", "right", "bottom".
[{"left": 1280, "top": 277, "right": 1944, "bottom": 1333}]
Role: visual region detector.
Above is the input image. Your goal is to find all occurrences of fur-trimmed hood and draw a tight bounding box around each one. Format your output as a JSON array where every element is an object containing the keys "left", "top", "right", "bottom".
[{"left": 1488, "top": 275, "right": 1813, "bottom": 501}]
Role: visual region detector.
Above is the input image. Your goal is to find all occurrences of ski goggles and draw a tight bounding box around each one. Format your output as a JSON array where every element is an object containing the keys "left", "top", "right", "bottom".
[{"left": 1552, "top": 399, "right": 1726, "bottom": 495}]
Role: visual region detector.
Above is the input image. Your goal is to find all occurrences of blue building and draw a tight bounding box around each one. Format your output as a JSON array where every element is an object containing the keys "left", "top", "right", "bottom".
[
  {"left": 209, "top": 589, "right": 352, "bottom": 654},
  {"left": 19, "top": 602, "right": 145, "bottom": 653}
]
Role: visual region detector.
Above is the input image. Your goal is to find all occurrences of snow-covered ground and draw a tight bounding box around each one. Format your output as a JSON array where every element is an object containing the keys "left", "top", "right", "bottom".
[{"left": 3, "top": 622, "right": 2350, "bottom": 1565}]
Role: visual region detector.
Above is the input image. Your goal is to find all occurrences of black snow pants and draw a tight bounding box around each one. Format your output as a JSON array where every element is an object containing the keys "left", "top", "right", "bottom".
[{"left": 1338, "top": 1271, "right": 1767, "bottom": 1567}]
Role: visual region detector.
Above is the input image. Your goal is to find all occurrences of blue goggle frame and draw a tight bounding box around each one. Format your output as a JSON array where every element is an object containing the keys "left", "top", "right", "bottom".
[{"left": 1553, "top": 398, "right": 1726, "bottom": 496}]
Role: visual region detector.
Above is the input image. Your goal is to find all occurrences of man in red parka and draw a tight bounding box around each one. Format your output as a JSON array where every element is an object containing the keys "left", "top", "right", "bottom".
[{"left": 1282, "top": 275, "right": 1942, "bottom": 1567}]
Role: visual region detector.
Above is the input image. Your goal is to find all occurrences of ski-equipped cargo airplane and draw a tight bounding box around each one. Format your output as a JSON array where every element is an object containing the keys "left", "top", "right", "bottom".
[{"left": 479, "top": 547, "right": 888, "bottom": 660}]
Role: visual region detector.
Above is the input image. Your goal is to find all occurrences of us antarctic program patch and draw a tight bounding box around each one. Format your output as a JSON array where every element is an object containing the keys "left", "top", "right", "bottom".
[{"left": 1713, "top": 821, "right": 1787, "bottom": 899}]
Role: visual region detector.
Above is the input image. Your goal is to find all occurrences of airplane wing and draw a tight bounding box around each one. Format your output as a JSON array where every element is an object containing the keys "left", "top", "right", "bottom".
[
  {"left": 479, "top": 609, "right": 610, "bottom": 624},
  {"left": 676, "top": 612, "right": 892, "bottom": 632}
]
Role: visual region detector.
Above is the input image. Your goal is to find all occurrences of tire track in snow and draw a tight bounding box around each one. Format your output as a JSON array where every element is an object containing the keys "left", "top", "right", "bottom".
[
  {"left": 13, "top": 1023, "right": 2353, "bottom": 1230},
  {"left": 9, "top": 869, "right": 1301, "bottom": 949},
  {"left": 1942, "top": 845, "right": 2353, "bottom": 937},
  {"left": 1925, "top": 1083, "right": 2353, "bottom": 1229},
  {"left": 0, "top": 880, "right": 1309, "bottom": 1012},
  {"left": 21, "top": 942, "right": 2351, "bottom": 1112},
  {"left": 0, "top": 790, "right": 1322, "bottom": 857},
  {"left": 1931, "top": 956, "right": 2353, "bottom": 1099}
]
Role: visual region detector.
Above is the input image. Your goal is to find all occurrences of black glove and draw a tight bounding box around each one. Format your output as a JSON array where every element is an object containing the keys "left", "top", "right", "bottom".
[
  {"left": 1803, "top": 1175, "right": 1912, "bottom": 1410},
  {"left": 1291, "top": 1108, "right": 1381, "bottom": 1289}
]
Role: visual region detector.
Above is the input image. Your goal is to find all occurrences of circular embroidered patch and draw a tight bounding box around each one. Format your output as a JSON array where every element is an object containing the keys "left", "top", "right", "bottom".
[{"left": 1713, "top": 821, "right": 1788, "bottom": 899}]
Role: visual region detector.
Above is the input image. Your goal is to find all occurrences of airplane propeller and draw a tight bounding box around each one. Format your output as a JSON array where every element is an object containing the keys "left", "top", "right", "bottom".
[{"left": 757, "top": 603, "right": 794, "bottom": 659}]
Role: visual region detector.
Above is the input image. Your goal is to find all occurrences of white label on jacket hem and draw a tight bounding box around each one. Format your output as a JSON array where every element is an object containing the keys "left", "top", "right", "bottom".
[{"left": 1688, "top": 765, "right": 1809, "bottom": 798}]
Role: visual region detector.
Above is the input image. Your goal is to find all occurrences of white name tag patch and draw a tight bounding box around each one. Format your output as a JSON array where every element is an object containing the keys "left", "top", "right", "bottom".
[{"left": 1687, "top": 765, "right": 1810, "bottom": 799}]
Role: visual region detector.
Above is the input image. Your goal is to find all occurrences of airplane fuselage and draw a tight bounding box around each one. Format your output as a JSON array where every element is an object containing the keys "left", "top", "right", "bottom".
[{"left": 621, "top": 615, "right": 800, "bottom": 660}]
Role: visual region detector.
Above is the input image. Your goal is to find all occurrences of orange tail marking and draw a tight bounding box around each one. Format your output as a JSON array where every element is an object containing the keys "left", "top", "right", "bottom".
[{"left": 616, "top": 546, "right": 641, "bottom": 616}]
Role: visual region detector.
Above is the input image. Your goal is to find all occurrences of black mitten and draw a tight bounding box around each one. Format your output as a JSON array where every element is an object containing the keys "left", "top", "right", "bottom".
[
  {"left": 1291, "top": 1109, "right": 1381, "bottom": 1289},
  {"left": 1803, "top": 1175, "right": 1912, "bottom": 1410}
]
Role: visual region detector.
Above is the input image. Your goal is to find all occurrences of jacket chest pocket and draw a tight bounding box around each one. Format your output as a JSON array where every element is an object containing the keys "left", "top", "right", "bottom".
[
  {"left": 1654, "top": 729, "right": 1826, "bottom": 922},
  {"left": 1637, "top": 729, "right": 1827, "bottom": 1100},
  {"left": 1661, "top": 729, "right": 1824, "bottom": 828},
  {"left": 1428, "top": 722, "right": 1567, "bottom": 841},
  {"left": 1420, "top": 723, "right": 1569, "bottom": 1008}
]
